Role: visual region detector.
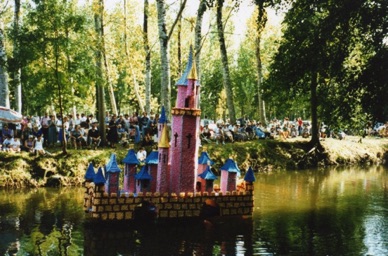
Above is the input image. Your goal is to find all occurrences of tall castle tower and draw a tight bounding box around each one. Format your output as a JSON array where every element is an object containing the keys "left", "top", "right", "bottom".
[{"left": 169, "top": 47, "right": 201, "bottom": 193}]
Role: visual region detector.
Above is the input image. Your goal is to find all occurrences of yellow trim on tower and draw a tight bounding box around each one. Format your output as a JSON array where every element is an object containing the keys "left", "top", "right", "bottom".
[
  {"left": 187, "top": 59, "right": 198, "bottom": 80},
  {"left": 158, "top": 125, "right": 170, "bottom": 148}
]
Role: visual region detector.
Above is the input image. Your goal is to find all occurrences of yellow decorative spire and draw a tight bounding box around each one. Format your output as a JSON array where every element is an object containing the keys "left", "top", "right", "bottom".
[
  {"left": 158, "top": 125, "right": 170, "bottom": 148},
  {"left": 187, "top": 58, "right": 198, "bottom": 80}
]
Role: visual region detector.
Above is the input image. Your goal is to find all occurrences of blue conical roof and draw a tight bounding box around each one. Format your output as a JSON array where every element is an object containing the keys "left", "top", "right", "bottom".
[
  {"left": 84, "top": 163, "right": 96, "bottom": 181},
  {"left": 135, "top": 165, "right": 152, "bottom": 180},
  {"left": 94, "top": 167, "right": 106, "bottom": 185},
  {"left": 244, "top": 166, "right": 256, "bottom": 182},
  {"left": 158, "top": 106, "right": 167, "bottom": 124},
  {"left": 176, "top": 46, "right": 200, "bottom": 86},
  {"left": 105, "top": 153, "right": 121, "bottom": 173},
  {"left": 145, "top": 151, "right": 159, "bottom": 165},
  {"left": 198, "top": 151, "right": 214, "bottom": 165},
  {"left": 198, "top": 165, "right": 217, "bottom": 180},
  {"left": 122, "top": 149, "right": 140, "bottom": 165},
  {"left": 220, "top": 159, "right": 240, "bottom": 174}
]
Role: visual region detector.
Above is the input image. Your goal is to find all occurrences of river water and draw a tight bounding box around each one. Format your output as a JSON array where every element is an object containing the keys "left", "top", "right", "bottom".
[{"left": 0, "top": 166, "right": 387, "bottom": 255}]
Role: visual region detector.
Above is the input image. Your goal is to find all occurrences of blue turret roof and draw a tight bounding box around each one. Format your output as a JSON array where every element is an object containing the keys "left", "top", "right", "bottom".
[
  {"left": 176, "top": 46, "right": 200, "bottom": 86},
  {"left": 145, "top": 151, "right": 159, "bottom": 164},
  {"left": 158, "top": 106, "right": 167, "bottom": 124},
  {"left": 135, "top": 165, "right": 152, "bottom": 180},
  {"left": 94, "top": 167, "right": 106, "bottom": 185},
  {"left": 84, "top": 163, "right": 96, "bottom": 181},
  {"left": 244, "top": 166, "right": 256, "bottom": 182},
  {"left": 105, "top": 153, "right": 122, "bottom": 173},
  {"left": 122, "top": 149, "right": 140, "bottom": 165},
  {"left": 198, "top": 165, "right": 217, "bottom": 180},
  {"left": 220, "top": 159, "right": 241, "bottom": 174},
  {"left": 198, "top": 151, "right": 214, "bottom": 165}
]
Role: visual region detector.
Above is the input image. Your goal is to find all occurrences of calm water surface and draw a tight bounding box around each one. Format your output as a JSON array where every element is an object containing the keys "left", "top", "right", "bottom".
[{"left": 0, "top": 166, "right": 387, "bottom": 255}]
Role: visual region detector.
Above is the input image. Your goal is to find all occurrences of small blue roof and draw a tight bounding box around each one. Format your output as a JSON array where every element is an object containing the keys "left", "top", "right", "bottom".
[
  {"left": 158, "top": 106, "right": 167, "bottom": 124},
  {"left": 198, "top": 152, "right": 214, "bottom": 165},
  {"left": 122, "top": 149, "right": 140, "bottom": 165},
  {"left": 220, "top": 159, "right": 241, "bottom": 174},
  {"left": 145, "top": 151, "right": 159, "bottom": 164},
  {"left": 244, "top": 166, "right": 256, "bottom": 182},
  {"left": 175, "top": 46, "right": 200, "bottom": 86},
  {"left": 135, "top": 165, "right": 152, "bottom": 180},
  {"left": 84, "top": 163, "right": 96, "bottom": 181},
  {"left": 94, "top": 167, "right": 106, "bottom": 185},
  {"left": 198, "top": 165, "right": 217, "bottom": 180},
  {"left": 105, "top": 154, "right": 122, "bottom": 173}
]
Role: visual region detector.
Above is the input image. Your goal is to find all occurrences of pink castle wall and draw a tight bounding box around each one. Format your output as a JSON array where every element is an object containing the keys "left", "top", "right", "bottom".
[
  {"left": 123, "top": 165, "right": 137, "bottom": 193},
  {"left": 149, "top": 165, "right": 157, "bottom": 192},
  {"left": 156, "top": 148, "right": 169, "bottom": 193},
  {"left": 169, "top": 113, "right": 199, "bottom": 194}
]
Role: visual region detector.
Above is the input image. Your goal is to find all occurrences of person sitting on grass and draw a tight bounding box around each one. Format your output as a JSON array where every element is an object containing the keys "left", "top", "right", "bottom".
[
  {"left": 87, "top": 123, "right": 101, "bottom": 150},
  {"left": 9, "top": 136, "right": 21, "bottom": 152},
  {"left": 24, "top": 135, "right": 35, "bottom": 153},
  {"left": 34, "top": 134, "right": 47, "bottom": 156},
  {"left": 70, "top": 125, "right": 85, "bottom": 150}
]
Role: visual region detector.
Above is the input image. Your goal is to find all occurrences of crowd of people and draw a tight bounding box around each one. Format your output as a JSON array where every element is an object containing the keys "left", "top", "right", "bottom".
[
  {"left": 0, "top": 110, "right": 159, "bottom": 155},
  {"left": 200, "top": 116, "right": 315, "bottom": 144}
]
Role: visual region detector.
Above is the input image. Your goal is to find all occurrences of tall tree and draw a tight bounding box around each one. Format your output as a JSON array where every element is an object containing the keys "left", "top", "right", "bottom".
[
  {"left": 216, "top": 0, "right": 236, "bottom": 124},
  {"left": 253, "top": 0, "right": 268, "bottom": 124},
  {"left": 0, "top": 20, "right": 10, "bottom": 108},
  {"left": 156, "top": 0, "right": 187, "bottom": 119},
  {"left": 13, "top": 0, "right": 21, "bottom": 113},
  {"left": 143, "top": 0, "right": 151, "bottom": 114},
  {"left": 94, "top": 0, "right": 107, "bottom": 145},
  {"left": 266, "top": 0, "right": 387, "bottom": 149}
]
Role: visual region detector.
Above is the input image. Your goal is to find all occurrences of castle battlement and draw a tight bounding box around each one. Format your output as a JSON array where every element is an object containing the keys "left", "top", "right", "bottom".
[{"left": 84, "top": 182, "right": 254, "bottom": 221}]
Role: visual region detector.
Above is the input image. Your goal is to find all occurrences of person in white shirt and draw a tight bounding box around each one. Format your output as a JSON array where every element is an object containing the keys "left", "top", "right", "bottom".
[
  {"left": 136, "top": 147, "right": 147, "bottom": 162},
  {"left": 9, "top": 137, "right": 21, "bottom": 152}
]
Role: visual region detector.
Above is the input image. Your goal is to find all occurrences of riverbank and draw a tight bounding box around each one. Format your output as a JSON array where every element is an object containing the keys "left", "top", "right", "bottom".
[{"left": 1, "top": 136, "right": 387, "bottom": 188}]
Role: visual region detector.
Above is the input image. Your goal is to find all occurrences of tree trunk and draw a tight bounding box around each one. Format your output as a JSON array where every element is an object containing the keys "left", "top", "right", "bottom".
[
  {"left": 13, "top": 0, "right": 22, "bottom": 113},
  {"left": 0, "top": 22, "right": 10, "bottom": 108},
  {"left": 94, "top": 0, "right": 106, "bottom": 145},
  {"left": 156, "top": 0, "right": 172, "bottom": 118},
  {"left": 194, "top": 0, "right": 209, "bottom": 81},
  {"left": 143, "top": 0, "right": 151, "bottom": 114},
  {"left": 255, "top": 1, "right": 267, "bottom": 124},
  {"left": 53, "top": 32, "right": 67, "bottom": 154},
  {"left": 309, "top": 72, "right": 321, "bottom": 148},
  {"left": 102, "top": 41, "right": 117, "bottom": 115},
  {"left": 156, "top": 0, "right": 186, "bottom": 119},
  {"left": 216, "top": 0, "right": 236, "bottom": 124}
]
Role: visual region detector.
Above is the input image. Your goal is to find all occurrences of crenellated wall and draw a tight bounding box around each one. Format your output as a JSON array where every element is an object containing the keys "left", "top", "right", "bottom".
[{"left": 84, "top": 182, "right": 254, "bottom": 221}]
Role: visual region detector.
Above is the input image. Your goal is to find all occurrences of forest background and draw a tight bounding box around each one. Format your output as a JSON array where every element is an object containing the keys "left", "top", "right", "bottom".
[{"left": 0, "top": 0, "right": 386, "bottom": 149}]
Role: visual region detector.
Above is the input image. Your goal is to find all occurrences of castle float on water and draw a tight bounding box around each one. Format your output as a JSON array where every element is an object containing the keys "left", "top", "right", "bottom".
[{"left": 83, "top": 48, "right": 256, "bottom": 221}]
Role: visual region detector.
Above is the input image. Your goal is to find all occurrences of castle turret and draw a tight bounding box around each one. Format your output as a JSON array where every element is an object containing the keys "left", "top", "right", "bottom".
[
  {"left": 84, "top": 163, "right": 96, "bottom": 183},
  {"left": 169, "top": 47, "right": 201, "bottom": 193},
  {"left": 244, "top": 166, "right": 256, "bottom": 192},
  {"left": 197, "top": 151, "right": 214, "bottom": 183},
  {"left": 135, "top": 165, "right": 153, "bottom": 193},
  {"left": 94, "top": 167, "right": 106, "bottom": 193},
  {"left": 220, "top": 159, "right": 240, "bottom": 193},
  {"left": 104, "top": 153, "right": 121, "bottom": 195},
  {"left": 122, "top": 149, "right": 140, "bottom": 193},
  {"left": 145, "top": 151, "right": 158, "bottom": 192},
  {"left": 157, "top": 124, "right": 170, "bottom": 193},
  {"left": 198, "top": 165, "right": 218, "bottom": 193}
]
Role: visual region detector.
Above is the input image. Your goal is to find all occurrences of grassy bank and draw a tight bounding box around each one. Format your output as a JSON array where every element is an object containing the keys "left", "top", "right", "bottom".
[{"left": 1, "top": 136, "right": 387, "bottom": 188}]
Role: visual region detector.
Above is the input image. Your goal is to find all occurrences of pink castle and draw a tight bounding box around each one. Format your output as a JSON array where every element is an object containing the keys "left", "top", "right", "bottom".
[{"left": 83, "top": 48, "right": 255, "bottom": 221}]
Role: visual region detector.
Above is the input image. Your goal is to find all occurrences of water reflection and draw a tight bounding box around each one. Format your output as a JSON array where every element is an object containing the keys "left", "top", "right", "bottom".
[
  {"left": 84, "top": 219, "right": 253, "bottom": 255},
  {"left": 0, "top": 166, "right": 387, "bottom": 255}
]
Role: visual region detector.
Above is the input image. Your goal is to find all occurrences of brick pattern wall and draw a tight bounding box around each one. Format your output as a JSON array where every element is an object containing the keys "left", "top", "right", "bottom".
[{"left": 84, "top": 182, "right": 254, "bottom": 221}]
